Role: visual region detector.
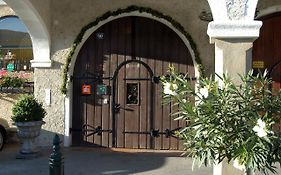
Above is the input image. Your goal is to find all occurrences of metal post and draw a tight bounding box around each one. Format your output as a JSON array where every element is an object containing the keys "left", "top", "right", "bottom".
[{"left": 49, "top": 134, "right": 64, "bottom": 175}]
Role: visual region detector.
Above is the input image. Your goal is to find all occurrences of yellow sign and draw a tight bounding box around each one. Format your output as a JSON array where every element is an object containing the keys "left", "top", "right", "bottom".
[{"left": 253, "top": 61, "right": 264, "bottom": 69}]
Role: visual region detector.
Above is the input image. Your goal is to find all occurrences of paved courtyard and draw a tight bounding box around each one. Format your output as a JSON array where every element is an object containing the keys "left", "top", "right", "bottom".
[{"left": 0, "top": 143, "right": 212, "bottom": 175}]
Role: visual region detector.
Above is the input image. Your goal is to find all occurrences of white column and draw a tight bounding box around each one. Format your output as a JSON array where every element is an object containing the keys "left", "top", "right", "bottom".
[
  {"left": 213, "top": 39, "right": 253, "bottom": 84},
  {"left": 207, "top": 0, "right": 262, "bottom": 175},
  {"left": 207, "top": 0, "right": 262, "bottom": 79}
]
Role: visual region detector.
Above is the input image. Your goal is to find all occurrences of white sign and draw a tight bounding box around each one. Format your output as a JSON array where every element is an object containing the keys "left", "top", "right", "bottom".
[{"left": 45, "top": 89, "right": 51, "bottom": 106}]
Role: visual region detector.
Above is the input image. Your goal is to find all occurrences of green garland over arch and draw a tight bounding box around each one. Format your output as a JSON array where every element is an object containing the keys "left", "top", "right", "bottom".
[{"left": 61, "top": 5, "right": 204, "bottom": 94}]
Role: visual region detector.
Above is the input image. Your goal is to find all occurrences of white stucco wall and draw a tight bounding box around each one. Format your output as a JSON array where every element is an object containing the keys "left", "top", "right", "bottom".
[
  {"left": 28, "top": 0, "right": 51, "bottom": 34},
  {"left": 258, "top": 0, "right": 281, "bottom": 10},
  {"left": 257, "top": 0, "right": 281, "bottom": 18},
  {"left": 0, "top": 4, "right": 15, "bottom": 16}
]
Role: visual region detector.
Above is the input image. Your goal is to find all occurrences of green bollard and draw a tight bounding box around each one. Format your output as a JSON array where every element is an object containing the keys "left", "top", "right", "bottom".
[{"left": 49, "top": 134, "right": 64, "bottom": 175}]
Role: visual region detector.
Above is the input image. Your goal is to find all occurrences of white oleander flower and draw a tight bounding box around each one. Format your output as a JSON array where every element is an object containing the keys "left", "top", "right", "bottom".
[
  {"left": 253, "top": 119, "right": 267, "bottom": 137},
  {"left": 163, "top": 82, "right": 178, "bottom": 95},
  {"left": 198, "top": 87, "right": 208, "bottom": 98},
  {"left": 233, "top": 159, "right": 245, "bottom": 170},
  {"left": 193, "top": 124, "right": 201, "bottom": 130}
]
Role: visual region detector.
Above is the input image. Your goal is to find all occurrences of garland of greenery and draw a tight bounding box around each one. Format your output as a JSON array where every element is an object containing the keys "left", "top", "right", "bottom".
[{"left": 61, "top": 5, "right": 204, "bottom": 94}]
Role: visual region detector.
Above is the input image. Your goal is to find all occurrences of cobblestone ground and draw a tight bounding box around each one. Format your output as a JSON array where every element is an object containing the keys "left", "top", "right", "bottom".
[{"left": 0, "top": 143, "right": 213, "bottom": 175}]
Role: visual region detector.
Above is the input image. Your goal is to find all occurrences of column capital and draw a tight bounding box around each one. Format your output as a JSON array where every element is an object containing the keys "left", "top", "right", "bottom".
[
  {"left": 31, "top": 59, "right": 52, "bottom": 68},
  {"left": 207, "top": 21, "right": 262, "bottom": 43},
  {"left": 207, "top": 0, "right": 262, "bottom": 43},
  {"left": 207, "top": 0, "right": 258, "bottom": 21}
]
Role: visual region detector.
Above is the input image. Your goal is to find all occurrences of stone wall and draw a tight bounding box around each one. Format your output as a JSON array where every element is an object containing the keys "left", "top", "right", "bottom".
[
  {"left": 258, "top": 0, "right": 281, "bottom": 10},
  {"left": 0, "top": 4, "right": 15, "bottom": 16},
  {"left": 257, "top": 0, "right": 281, "bottom": 18},
  {"left": 0, "top": 93, "right": 20, "bottom": 127}
]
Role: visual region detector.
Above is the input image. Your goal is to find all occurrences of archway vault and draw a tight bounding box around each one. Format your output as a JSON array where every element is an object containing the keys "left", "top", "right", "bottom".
[
  {"left": 62, "top": 6, "right": 203, "bottom": 95},
  {"left": 3, "top": 0, "right": 52, "bottom": 67},
  {"left": 68, "top": 12, "right": 200, "bottom": 76}
]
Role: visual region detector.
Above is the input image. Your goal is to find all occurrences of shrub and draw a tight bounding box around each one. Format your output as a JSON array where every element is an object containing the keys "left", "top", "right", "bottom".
[
  {"left": 0, "top": 76, "right": 24, "bottom": 88},
  {"left": 12, "top": 95, "right": 46, "bottom": 122}
]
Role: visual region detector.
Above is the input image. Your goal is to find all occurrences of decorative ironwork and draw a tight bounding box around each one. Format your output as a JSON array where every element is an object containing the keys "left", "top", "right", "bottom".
[
  {"left": 96, "top": 32, "right": 104, "bottom": 40},
  {"left": 267, "top": 59, "right": 281, "bottom": 92},
  {"left": 71, "top": 72, "right": 110, "bottom": 82},
  {"left": 113, "top": 104, "right": 121, "bottom": 113},
  {"left": 152, "top": 76, "right": 160, "bottom": 84},
  {"left": 164, "top": 73, "right": 197, "bottom": 81},
  {"left": 123, "top": 128, "right": 181, "bottom": 138},
  {"left": 126, "top": 83, "right": 139, "bottom": 105},
  {"left": 82, "top": 125, "right": 112, "bottom": 137}
]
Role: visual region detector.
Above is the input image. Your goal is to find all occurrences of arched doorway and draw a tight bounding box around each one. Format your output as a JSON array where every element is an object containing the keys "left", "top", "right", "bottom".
[
  {"left": 72, "top": 16, "right": 195, "bottom": 150},
  {"left": 0, "top": 16, "right": 33, "bottom": 71},
  {"left": 3, "top": 0, "right": 51, "bottom": 67},
  {"left": 253, "top": 13, "right": 281, "bottom": 92}
]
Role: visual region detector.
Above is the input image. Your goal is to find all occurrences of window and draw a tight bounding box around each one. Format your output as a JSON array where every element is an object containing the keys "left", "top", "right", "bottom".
[
  {"left": 126, "top": 83, "right": 139, "bottom": 105},
  {"left": 0, "top": 16, "right": 33, "bottom": 93},
  {"left": 0, "top": 16, "right": 33, "bottom": 72}
]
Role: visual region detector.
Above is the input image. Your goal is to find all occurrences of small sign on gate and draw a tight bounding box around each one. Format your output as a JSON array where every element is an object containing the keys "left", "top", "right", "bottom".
[
  {"left": 253, "top": 61, "right": 264, "bottom": 69},
  {"left": 81, "top": 84, "right": 92, "bottom": 95},
  {"left": 96, "top": 84, "right": 108, "bottom": 95}
]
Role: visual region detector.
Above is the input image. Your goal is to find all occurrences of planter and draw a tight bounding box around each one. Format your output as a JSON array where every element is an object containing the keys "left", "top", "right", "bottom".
[{"left": 15, "top": 121, "right": 45, "bottom": 158}]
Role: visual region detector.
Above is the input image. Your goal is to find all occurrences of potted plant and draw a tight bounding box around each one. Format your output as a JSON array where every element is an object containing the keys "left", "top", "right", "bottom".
[
  {"left": 12, "top": 95, "right": 46, "bottom": 158},
  {"left": 161, "top": 66, "right": 281, "bottom": 175}
]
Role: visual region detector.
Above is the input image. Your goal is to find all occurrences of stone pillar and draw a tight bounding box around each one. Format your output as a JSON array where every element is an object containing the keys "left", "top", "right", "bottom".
[
  {"left": 207, "top": 0, "right": 262, "bottom": 175},
  {"left": 207, "top": 0, "right": 262, "bottom": 80},
  {"left": 213, "top": 39, "right": 253, "bottom": 84}
]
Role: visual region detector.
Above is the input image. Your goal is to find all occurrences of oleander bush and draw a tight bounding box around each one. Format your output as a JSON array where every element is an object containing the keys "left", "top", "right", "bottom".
[{"left": 162, "top": 66, "right": 281, "bottom": 175}]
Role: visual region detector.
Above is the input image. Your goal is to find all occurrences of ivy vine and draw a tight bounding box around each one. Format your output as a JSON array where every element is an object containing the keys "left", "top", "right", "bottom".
[{"left": 61, "top": 5, "right": 204, "bottom": 94}]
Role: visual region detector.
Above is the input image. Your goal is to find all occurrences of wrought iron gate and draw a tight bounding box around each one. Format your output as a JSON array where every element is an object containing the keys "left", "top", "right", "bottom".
[{"left": 72, "top": 16, "right": 195, "bottom": 149}]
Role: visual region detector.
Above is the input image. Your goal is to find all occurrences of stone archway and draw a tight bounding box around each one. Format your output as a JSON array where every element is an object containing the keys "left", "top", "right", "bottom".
[{"left": 3, "top": 0, "right": 51, "bottom": 67}]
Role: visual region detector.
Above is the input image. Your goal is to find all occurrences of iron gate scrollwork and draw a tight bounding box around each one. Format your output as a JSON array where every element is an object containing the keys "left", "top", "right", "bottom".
[
  {"left": 74, "top": 59, "right": 184, "bottom": 148},
  {"left": 123, "top": 127, "right": 182, "bottom": 138},
  {"left": 267, "top": 59, "right": 281, "bottom": 92},
  {"left": 82, "top": 124, "right": 112, "bottom": 137}
]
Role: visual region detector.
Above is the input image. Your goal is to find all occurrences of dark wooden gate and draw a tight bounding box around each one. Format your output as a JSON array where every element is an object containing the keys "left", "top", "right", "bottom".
[
  {"left": 253, "top": 13, "right": 281, "bottom": 92},
  {"left": 72, "top": 16, "right": 195, "bottom": 150}
]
